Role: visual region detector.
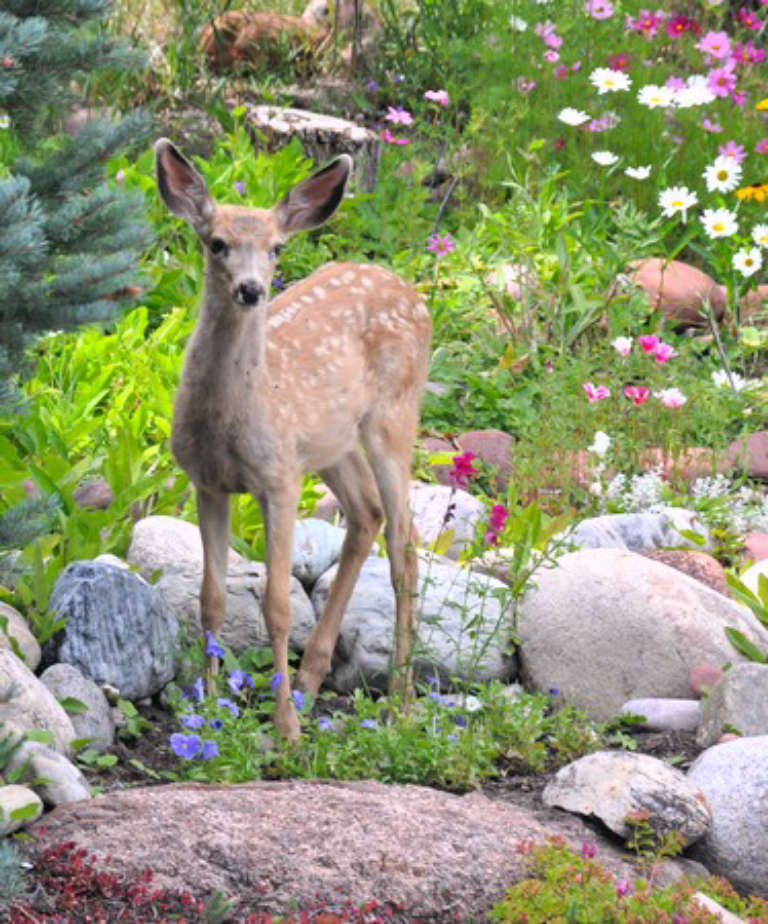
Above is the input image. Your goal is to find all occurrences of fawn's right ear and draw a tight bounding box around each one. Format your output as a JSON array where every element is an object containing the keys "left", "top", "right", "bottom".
[{"left": 154, "top": 139, "right": 213, "bottom": 235}]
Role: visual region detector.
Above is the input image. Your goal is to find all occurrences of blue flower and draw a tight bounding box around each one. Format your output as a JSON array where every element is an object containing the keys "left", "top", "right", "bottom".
[
  {"left": 270, "top": 672, "right": 284, "bottom": 692},
  {"left": 228, "top": 669, "right": 254, "bottom": 693},
  {"left": 181, "top": 713, "right": 205, "bottom": 730},
  {"left": 429, "top": 691, "right": 443, "bottom": 704},
  {"left": 271, "top": 273, "right": 284, "bottom": 292},
  {"left": 217, "top": 697, "right": 240, "bottom": 717},
  {"left": 200, "top": 739, "right": 219, "bottom": 760},
  {"left": 360, "top": 718, "right": 376, "bottom": 729},
  {"left": 448, "top": 734, "right": 457, "bottom": 744},
  {"left": 234, "top": 180, "right": 245, "bottom": 196},
  {"left": 317, "top": 716, "right": 336, "bottom": 732},
  {"left": 425, "top": 675, "right": 440, "bottom": 689},
  {"left": 204, "top": 631, "right": 225, "bottom": 659},
  {"left": 365, "top": 79, "right": 378, "bottom": 91},
  {"left": 549, "top": 687, "right": 560, "bottom": 698},
  {"left": 169, "top": 733, "right": 201, "bottom": 760},
  {"left": 209, "top": 718, "right": 223, "bottom": 731},
  {"left": 292, "top": 689, "right": 305, "bottom": 712},
  {"left": 454, "top": 714, "right": 468, "bottom": 728},
  {"left": 189, "top": 677, "right": 205, "bottom": 703}
]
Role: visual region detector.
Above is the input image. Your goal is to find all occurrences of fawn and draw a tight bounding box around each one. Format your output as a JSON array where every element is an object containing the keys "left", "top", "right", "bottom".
[{"left": 154, "top": 139, "right": 432, "bottom": 738}]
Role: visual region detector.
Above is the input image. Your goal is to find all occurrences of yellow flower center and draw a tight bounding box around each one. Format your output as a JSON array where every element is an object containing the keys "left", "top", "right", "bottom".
[{"left": 717, "top": 170, "right": 728, "bottom": 181}]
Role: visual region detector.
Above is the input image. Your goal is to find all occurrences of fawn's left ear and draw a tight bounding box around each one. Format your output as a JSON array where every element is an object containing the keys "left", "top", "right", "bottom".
[
  {"left": 155, "top": 138, "right": 214, "bottom": 236},
  {"left": 276, "top": 154, "right": 352, "bottom": 235}
]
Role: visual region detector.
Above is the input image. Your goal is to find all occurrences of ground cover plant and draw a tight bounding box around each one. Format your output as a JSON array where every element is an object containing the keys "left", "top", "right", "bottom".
[{"left": 1, "top": 0, "right": 767, "bottom": 919}]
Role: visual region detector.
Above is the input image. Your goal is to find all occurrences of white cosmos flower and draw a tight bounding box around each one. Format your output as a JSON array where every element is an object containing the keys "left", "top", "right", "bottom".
[
  {"left": 752, "top": 224, "right": 768, "bottom": 248},
  {"left": 509, "top": 15, "right": 528, "bottom": 30},
  {"left": 592, "top": 150, "right": 619, "bottom": 166},
  {"left": 712, "top": 369, "right": 759, "bottom": 391},
  {"left": 672, "top": 76, "right": 716, "bottom": 108},
  {"left": 637, "top": 84, "right": 675, "bottom": 108},
  {"left": 558, "top": 107, "right": 590, "bottom": 126},
  {"left": 733, "top": 247, "right": 763, "bottom": 278},
  {"left": 658, "top": 185, "right": 698, "bottom": 221},
  {"left": 625, "top": 165, "right": 651, "bottom": 180},
  {"left": 589, "top": 67, "right": 632, "bottom": 94},
  {"left": 654, "top": 388, "right": 687, "bottom": 409},
  {"left": 611, "top": 336, "right": 633, "bottom": 356},
  {"left": 588, "top": 431, "right": 612, "bottom": 457},
  {"left": 701, "top": 207, "right": 739, "bottom": 239},
  {"left": 703, "top": 156, "right": 743, "bottom": 193}
]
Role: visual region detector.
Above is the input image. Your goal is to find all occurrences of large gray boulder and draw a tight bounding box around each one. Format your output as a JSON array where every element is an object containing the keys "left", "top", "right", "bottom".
[
  {"left": 518, "top": 549, "right": 768, "bottom": 720},
  {"left": 543, "top": 751, "right": 710, "bottom": 846},
  {"left": 696, "top": 663, "right": 768, "bottom": 747},
  {"left": 49, "top": 561, "right": 178, "bottom": 700},
  {"left": 314, "top": 554, "right": 514, "bottom": 692},
  {"left": 292, "top": 518, "right": 347, "bottom": 586},
  {"left": 39, "top": 663, "right": 114, "bottom": 752},
  {"left": 566, "top": 508, "right": 710, "bottom": 552},
  {"left": 688, "top": 736, "right": 768, "bottom": 897},
  {"left": 0, "top": 649, "right": 75, "bottom": 753}
]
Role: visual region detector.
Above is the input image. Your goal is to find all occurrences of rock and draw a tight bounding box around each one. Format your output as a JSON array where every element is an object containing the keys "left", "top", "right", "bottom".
[
  {"left": 72, "top": 478, "right": 113, "bottom": 510},
  {"left": 638, "top": 447, "right": 733, "bottom": 482},
  {"left": 49, "top": 561, "right": 178, "bottom": 701},
  {"left": 313, "top": 554, "right": 514, "bottom": 692},
  {"left": 728, "top": 431, "right": 768, "bottom": 480},
  {"left": 456, "top": 430, "right": 514, "bottom": 493},
  {"left": 627, "top": 258, "right": 726, "bottom": 327},
  {"left": 128, "top": 515, "right": 242, "bottom": 580},
  {"left": 744, "top": 532, "right": 768, "bottom": 562},
  {"left": 421, "top": 436, "right": 455, "bottom": 487},
  {"left": 739, "top": 557, "right": 768, "bottom": 598},
  {"left": 292, "top": 518, "right": 347, "bottom": 586},
  {"left": 518, "top": 548, "right": 768, "bottom": 721},
  {"left": 642, "top": 550, "right": 727, "bottom": 596},
  {"left": 311, "top": 483, "right": 343, "bottom": 522},
  {"left": 738, "top": 284, "right": 768, "bottom": 323},
  {"left": 543, "top": 751, "right": 710, "bottom": 846},
  {"left": 0, "top": 784, "right": 43, "bottom": 836},
  {"left": 246, "top": 106, "right": 380, "bottom": 193},
  {"left": 566, "top": 508, "right": 710, "bottom": 553},
  {"left": 39, "top": 663, "right": 114, "bottom": 752},
  {"left": 688, "top": 736, "right": 768, "bottom": 897},
  {"left": 621, "top": 698, "right": 700, "bottom": 732},
  {"left": 409, "top": 482, "right": 486, "bottom": 559},
  {"left": 0, "top": 649, "right": 75, "bottom": 753},
  {"left": 31, "top": 780, "right": 640, "bottom": 919},
  {"left": 155, "top": 559, "right": 316, "bottom": 655},
  {"left": 690, "top": 664, "right": 723, "bottom": 697},
  {"left": 696, "top": 663, "right": 768, "bottom": 747},
  {"left": 93, "top": 552, "right": 129, "bottom": 570},
  {"left": 0, "top": 601, "right": 41, "bottom": 669},
  {"left": 6, "top": 740, "right": 90, "bottom": 806}
]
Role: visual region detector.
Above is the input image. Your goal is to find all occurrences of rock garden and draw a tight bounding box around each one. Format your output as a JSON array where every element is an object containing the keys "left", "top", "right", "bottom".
[{"left": 1, "top": 0, "right": 768, "bottom": 921}]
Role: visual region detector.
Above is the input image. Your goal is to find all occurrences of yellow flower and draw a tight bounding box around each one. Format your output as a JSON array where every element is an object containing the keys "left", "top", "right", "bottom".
[
  {"left": 736, "top": 184, "right": 768, "bottom": 203},
  {"left": 757, "top": 98, "right": 768, "bottom": 111}
]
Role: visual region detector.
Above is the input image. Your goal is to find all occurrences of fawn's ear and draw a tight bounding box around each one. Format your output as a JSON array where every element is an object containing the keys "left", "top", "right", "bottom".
[
  {"left": 275, "top": 154, "right": 352, "bottom": 235},
  {"left": 154, "top": 138, "right": 213, "bottom": 235}
]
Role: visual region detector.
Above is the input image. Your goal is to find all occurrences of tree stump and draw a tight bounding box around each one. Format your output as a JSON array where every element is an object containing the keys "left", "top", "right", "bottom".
[{"left": 245, "top": 105, "right": 380, "bottom": 192}]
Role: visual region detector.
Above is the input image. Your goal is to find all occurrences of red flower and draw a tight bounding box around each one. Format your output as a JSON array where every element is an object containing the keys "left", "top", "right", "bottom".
[
  {"left": 624, "top": 385, "right": 650, "bottom": 406},
  {"left": 448, "top": 451, "right": 478, "bottom": 489}
]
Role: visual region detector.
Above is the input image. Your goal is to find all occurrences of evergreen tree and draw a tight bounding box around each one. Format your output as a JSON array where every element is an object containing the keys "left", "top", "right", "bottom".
[{"left": 0, "top": 0, "right": 152, "bottom": 380}]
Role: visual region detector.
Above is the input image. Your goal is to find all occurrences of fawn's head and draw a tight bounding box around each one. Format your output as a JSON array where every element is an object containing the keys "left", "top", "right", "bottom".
[{"left": 155, "top": 139, "right": 351, "bottom": 309}]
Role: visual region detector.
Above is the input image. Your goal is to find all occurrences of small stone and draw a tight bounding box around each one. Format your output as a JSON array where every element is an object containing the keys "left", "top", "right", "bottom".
[
  {"left": 642, "top": 551, "right": 727, "bottom": 597},
  {"left": 72, "top": 478, "right": 113, "bottom": 510},
  {"left": 690, "top": 664, "right": 723, "bottom": 698},
  {"left": 566, "top": 509, "right": 709, "bottom": 553},
  {"left": 0, "top": 601, "right": 41, "bottom": 669},
  {"left": 39, "top": 663, "right": 114, "bottom": 752},
  {"left": 456, "top": 430, "right": 514, "bottom": 492},
  {"left": 744, "top": 533, "right": 768, "bottom": 563},
  {"left": 6, "top": 740, "right": 91, "bottom": 806},
  {"left": 728, "top": 431, "right": 768, "bottom": 480},
  {"left": 696, "top": 662, "right": 768, "bottom": 748},
  {"left": 621, "top": 698, "right": 701, "bottom": 733},
  {"left": 0, "top": 784, "right": 43, "bottom": 835},
  {"left": 627, "top": 258, "right": 726, "bottom": 327}
]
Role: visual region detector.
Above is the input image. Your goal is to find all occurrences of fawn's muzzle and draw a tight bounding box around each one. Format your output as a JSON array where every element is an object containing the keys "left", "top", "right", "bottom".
[{"left": 234, "top": 280, "right": 265, "bottom": 307}]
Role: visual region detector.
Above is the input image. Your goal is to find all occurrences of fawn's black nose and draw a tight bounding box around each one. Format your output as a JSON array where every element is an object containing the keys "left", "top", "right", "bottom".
[{"left": 235, "top": 281, "right": 265, "bottom": 306}]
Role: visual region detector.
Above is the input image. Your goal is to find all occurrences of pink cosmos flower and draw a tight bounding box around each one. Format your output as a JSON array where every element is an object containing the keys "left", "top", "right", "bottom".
[
  {"left": 571, "top": 61, "right": 582, "bottom": 73},
  {"left": 382, "top": 129, "right": 410, "bottom": 145},
  {"left": 448, "top": 451, "right": 478, "bottom": 489},
  {"left": 544, "top": 32, "right": 563, "bottom": 49},
  {"left": 698, "top": 31, "right": 732, "bottom": 61},
  {"left": 612, "top": 336, "right": 632, "bottom": 356},
  {"left": 427, "top": 232, "right": 455, "bottom": 256},
  {"left": 718, "top": 140, "right": 746, "bottom": 162},
  {"left": 624, "top": 385, "right": 650, "bottom": 406},
  {"left": 654, "top": 342, "right": 677, "bottom": 364},
  {"left": 707, "top": 65, "right": 737, "bottom": 99},
  {"left": 701, "top": 118, "right": 722, "bottom": 133},
  {"left": 736, "top": 9, "right": 762, "bottom": 30},
  {"left": 554, "top": 65, "right": 569, "bottom": 79},
  {"left": 638, "top": 334, "right": 659, "bottom": 354},
  {"left": 665, "top": 76, "right": 686, "bottom": 91},
  {"left": 544, "top": 50, "right": 560, "bottom": 63},
  {"left": 424, "top": 89, "right": 450, "bottom": 106},
  {"left": 628, "top": 10, "right": 663, "bottom": 38},
  {"left": 585, "top": 0, "right": 614, "bottom": 20},
  {"left": 666, "top": 15, "right": 699, "bottom": 37},
  {"left": 607, "top": 53, "right": 629, "bottom": 70},
  {"left": 731, "top": 90, "right": 745, "bottom": 109},
  {"left": 756, "top": 139, "right": 768, "bottom": 154},
  {"left": 655, "top": 388, "right": 686, "bottom": 409},
  {"left": 583, "top": 382, "right": 611, "bottom": 403},
  {"left": 516, "top": 77, "right": 536, "bottom": 93},
  {"left": 732, "top": 42, "right": 765, "bottom": 67},
  {"left": 616, "top": 879, "right": 631, "bottom": 898},
  {"left": 385, "top": 106, "right": 413, "bottom": 125}
]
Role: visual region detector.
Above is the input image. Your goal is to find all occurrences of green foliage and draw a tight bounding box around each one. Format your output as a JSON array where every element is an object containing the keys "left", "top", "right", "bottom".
[
  {"left": 0, "top": 840, "right": 28, "bottom": 906},
  {"left": 0, "top": 720, "right": 25, "bottom": 774},
  {"left": 724, "top": 573, "right": 768, "bottom": 664}
]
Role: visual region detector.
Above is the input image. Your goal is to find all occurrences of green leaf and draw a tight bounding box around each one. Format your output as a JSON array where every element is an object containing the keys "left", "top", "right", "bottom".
[
  {"left": 10, "top": 801, "right": 41, "bottom": 822},
  {"left": 23, "top": 729, "right": 54, "bottom": 746},
  {"left": 58, "top": 696, "right": 88, "bottom": 715},
  {"left": 724, "top": 628, "right": 768, "bottom": 664},
  {"left": 96, "top": 753, "right": 118, "bottom": 769}
]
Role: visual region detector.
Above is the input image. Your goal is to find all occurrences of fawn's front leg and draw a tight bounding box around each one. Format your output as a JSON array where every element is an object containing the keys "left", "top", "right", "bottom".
[{"left": 197, "top": 487, "right": 231, "bottom": 679}]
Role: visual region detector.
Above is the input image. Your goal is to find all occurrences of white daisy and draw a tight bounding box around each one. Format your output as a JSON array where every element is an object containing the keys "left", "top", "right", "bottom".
[
  {"left": 625, "top": 165, "right": 651, "bottom": 180},
  {"left": 589, "top": 68, "right": 632, "bottom": 94},
  {"left": 703, "top": 156, "right": 743, "bottom": 193},
  {"left": 752, "top": 224, "right": 768, "bottom": 248},
  {"left": 701, "top": 207, "right": 739, "bottom": 239},
  {"left": 637, "top": 84, "right": 675, "bottom": 109},
  {"left": 658, "top": 185, "right": 698, "bottom": 221},
  {"left": 509, "top": 15, "right": 528, "bottom": 30},
  {"left": 557, "top": 107, "right": 590, "bottom": 126},
  {"left": 733, "top": 247, "right": 763, "bottom": 278},
  {"left": 592, "top": 150, "right": 619, "bottom": 166},
  {"left": 673, "top": 76, "right": 716, "bottom": 107}
]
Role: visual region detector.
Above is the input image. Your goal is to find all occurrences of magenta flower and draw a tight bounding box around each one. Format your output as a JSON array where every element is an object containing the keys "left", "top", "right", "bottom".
[
  {"left": 616, "top": 879, "right": 631, "bottom": 897},
  {"left": 571, "top": 61, "right": 582, "bottom": 73},
  {"left": 628, "top": 10, "right": 663, "bottom": 37},
  {"left": 718, "top": 140, "right": 746, "bottom": 162},
  {"left": 731, "top": 90, "right": 745, "bottom": 109},
  {"left": 516, "top": 77, "right": 536, "bottom": 93},
  {"left": 607, "top": 53, "right": 629, "bottom": 70},
  {"left": 701, "top": 117, "right": 722, "bottom": 133},
  {"left": 484, "top": 504, "right": 510, "bottom": 546},
  {"left": 448, "top": 451, "right": 478, "bottom": 490},
  {"left": 736, "top": 8, "right": 762, "bottom": 30},
  {"left": 698, "top": 31, "right": 732, "bottom": 60},
  {"left": 580, "top": 839, "right": 598, "bottom": 859},
  {"left": 583, "top": 382, "right": 611, "bottom": 403},
  {"left": 382, "top": 129, "right": 410, "bottom": 145},
  {"left": 385, "top": 106, "right": 413, "bottom": 125},
  {"left": 638, "top": 334, "right": 659, "bottom": 354},
  {"left": 427, "top": 232, "right": 455, "bottom": 256},
  {"left": 585, "top": 0, "right": 614, "bottom": 20},
  {"left": 554, "top": 65, "right": 568, "bottom": 79},
  {"left": 624, "top": 385, "right": 650, "bottom": 406},
  {"left": 654, "top": 342, "right": 676, "bottom": 364},
  {"left": 732, "top": 41, "right": 765, "bottom": 67},
  {"left": 666, "top": 15, "right": 699, "bottom": 37},
  {"left": 424, "top": 89, "right": 450, "bottom": 106},
  {"left": 707, "top": 64, "right": 737, "bottom": 98},
  {"left": 544, "top": 50, "right": 560, "bottom": 63},
  {"left": 756, "top": 139, "right": 768, "bottom": 154}
]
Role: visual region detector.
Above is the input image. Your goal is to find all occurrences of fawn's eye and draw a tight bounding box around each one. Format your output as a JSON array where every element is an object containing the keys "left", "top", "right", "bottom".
[
  {"left": 209, "top": 237, "right": 227, "bottom": 256},
  {"left": 269, "top": 243, "right": 282, "bottom": 260}
]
